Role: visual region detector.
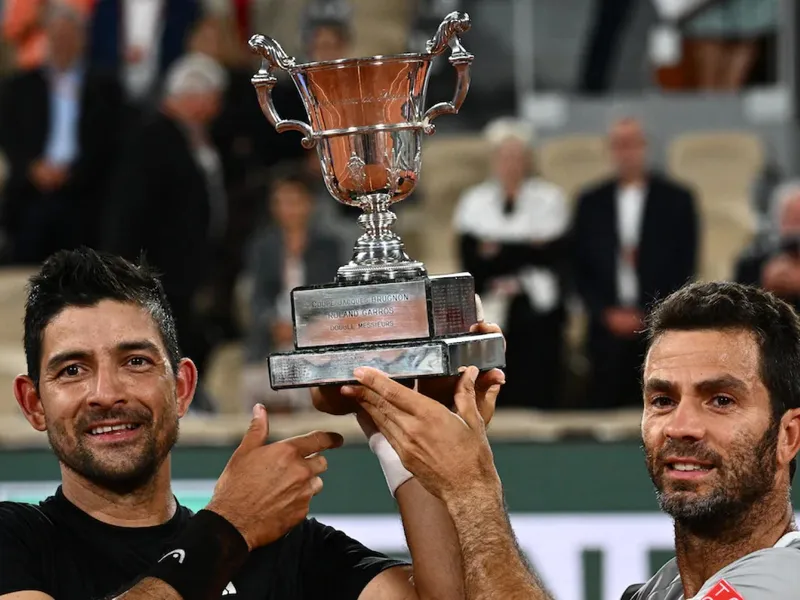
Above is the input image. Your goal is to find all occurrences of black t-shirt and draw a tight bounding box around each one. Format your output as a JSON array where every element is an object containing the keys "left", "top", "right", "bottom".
[{"left": 0, "top": 487, "right": 406, "bottom": 599}]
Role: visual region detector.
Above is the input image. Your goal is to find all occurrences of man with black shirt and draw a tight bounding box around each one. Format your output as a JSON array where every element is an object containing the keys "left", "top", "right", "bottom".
[{"left": 0, "top": 248, "right": 469, "bottom": 600}]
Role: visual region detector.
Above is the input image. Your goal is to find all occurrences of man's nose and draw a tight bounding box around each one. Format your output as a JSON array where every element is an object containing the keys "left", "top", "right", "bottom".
[
  {"left": 663, "top": 398, "right": 706, "bottom": 441},
  {"left": 87, "top": 366, "right": 127, "bottom": 408}
]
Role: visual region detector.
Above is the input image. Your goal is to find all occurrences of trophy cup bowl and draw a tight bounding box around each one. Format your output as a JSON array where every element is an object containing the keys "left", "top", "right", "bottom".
[{"left": 250, "top": 11, "right": 506, "bottom": 389}]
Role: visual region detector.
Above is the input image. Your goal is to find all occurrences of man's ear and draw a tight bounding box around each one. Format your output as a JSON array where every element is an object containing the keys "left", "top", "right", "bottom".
[
  {"left": 778, "top": 407, "right": 800, "bottom": 473},
  {"left": 14, "top": 375, "right": 46, "bottom": 432},
  {"left": 175, "top": 358, "right": 198, "bottom": 418}
]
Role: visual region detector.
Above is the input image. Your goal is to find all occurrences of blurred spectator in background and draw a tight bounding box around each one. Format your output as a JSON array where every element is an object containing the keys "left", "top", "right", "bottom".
[
  {"left": 0, "top": 2, "right": 122, "bottom": 264},
  {"left": 303, "top": 147, "right": 361, "bottom": 263},
  {"left": 736, "top": 182, "right": 800, "bottom": 311},
  {"left": 578, "top": 0, "right": 635, "bottom": 95},
  {"left": 302, "top": 0, "right": 352, "bottom": 63},
  {"left": 241, "top": 165, "right": 341, "bottom": 413},
  {"left": 572, "top": 117, "right": 698, "bottom": 408},
  {"left": 190, "top": 14, "right": 290, "bottom": 338},
  {"left": 454, "top": 118, "right": 569, "bottom": 409},
  {"left": 88, "top": 0, "right": 200, "bottom": 108},
  {"left": 684, "top": 0, "right": 778, "bottom": 91},
  {"left": 2, "top": 0, "right": 96, "bottom": 71},
  {"left": 102, "top": 53, "right": 227, "bottom": 412}
]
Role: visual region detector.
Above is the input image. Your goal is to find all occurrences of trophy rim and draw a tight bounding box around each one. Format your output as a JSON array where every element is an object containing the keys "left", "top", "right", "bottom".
[{"left": 289, "top": 52, "right": 433, "bottom": 72}]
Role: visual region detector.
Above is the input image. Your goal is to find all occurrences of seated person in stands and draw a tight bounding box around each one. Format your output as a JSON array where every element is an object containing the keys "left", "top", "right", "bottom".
[
  {"left": 736, "top": 182, "right": 800, "bottom": 311},
  {"left": 240, "top": 165, "right": 341, "bottom": 413},
  {"left": 453, "top": 118, "right": 569, "bottom": 409}
]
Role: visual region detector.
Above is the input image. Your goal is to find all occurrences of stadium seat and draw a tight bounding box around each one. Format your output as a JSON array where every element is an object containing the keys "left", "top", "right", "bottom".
[
  {"left": 536, "top": 134, "right": 614, "bottom": 204},
  {"left": 0, "top": 268, "right": 37, "bottom": 416},
  {"left": 348, "top": 0, "right": 413, "bottom": 58},
  {"left": 416, "top": 134, "right": 489, "bottom": 275},
  {"left": 667, "top": 131, "right": 765, "bottom": 198},
  {"left": 668, "top": 132, "right": 763, "bottom": 281},
  {"left": 204, "top": 341, "right": 245, "bottom": 415}
]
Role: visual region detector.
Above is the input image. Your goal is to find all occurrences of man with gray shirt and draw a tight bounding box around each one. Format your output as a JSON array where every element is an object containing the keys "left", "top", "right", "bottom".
[
  {"left": 344, "top": 281, "right": 800, "bottom": 600},
  {"left": 629, "top": 281, "right": 800, "bottom": 599}
]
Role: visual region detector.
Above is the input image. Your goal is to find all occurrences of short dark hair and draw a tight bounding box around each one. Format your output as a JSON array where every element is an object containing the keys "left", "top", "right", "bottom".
[
  {"left": 24, "top": 248, "right": 180, "bottom": 386},
  {"left": 268, "top": 162, "right": 313, "bottom": 197},
  {"left": 645, "top": 281, "right": 800, "bottom": 481}
]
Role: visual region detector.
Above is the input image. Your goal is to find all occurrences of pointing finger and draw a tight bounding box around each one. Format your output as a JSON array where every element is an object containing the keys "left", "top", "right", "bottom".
[{"left": 284, "top": 430, "right": 344, "bottom": 457}]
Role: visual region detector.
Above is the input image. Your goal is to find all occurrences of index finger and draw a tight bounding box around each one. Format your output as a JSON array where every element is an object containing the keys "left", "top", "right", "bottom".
[
  {"left": 352, "top": 367, "right": 425, "bottom": 416},
  {"left": 283, "top": 430, "right": 344, "bottom": 457}
]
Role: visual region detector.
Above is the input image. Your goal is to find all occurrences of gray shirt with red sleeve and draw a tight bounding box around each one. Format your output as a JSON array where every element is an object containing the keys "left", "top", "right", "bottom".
[{"left": 633, "top": 531, "right": 800, "bottom": 599}]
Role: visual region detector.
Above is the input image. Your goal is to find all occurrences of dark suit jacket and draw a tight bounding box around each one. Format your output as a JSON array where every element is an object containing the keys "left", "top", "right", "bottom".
[
  {"left": 0, "top": 67, "right": 122, "bottom": 235},
  {"left": 571, "top": 173, "right": 698, "bottom": 319},
  {"left": 102, "top": 111, "right": 214, "bottom": 302},
  {"left": 244, "top": 228, "right": 342, "bottom": 363},
  {"left": 88, "top": 0, "right": 199, "bottom": 83}
]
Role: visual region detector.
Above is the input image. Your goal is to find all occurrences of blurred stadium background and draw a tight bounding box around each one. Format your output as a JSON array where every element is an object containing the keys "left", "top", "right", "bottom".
[{"left": 1, "top": 0, "right": 800, "bottom": 598}]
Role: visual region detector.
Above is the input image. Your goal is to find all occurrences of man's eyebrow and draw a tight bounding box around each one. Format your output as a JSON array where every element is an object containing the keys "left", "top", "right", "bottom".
[
  {"left": 116, "top": 340, "right": 162, "bottom": 355},
  {"left": 45, "top": 350, "right": 91, "bottom": 374},
  {"left": 643, "top": 378, "right": 676, "bottom": 395},
  {"left": 693, "top": 375, "right": 749, "bottom": 396},
  {"left": 643, "top": 375, "right": 749, "bottom": 396}
]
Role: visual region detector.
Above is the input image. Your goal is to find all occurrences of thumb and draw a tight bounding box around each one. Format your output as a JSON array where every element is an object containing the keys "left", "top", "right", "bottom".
[{"left": 239, "top": 403, "right": 269, "bottom": 453}]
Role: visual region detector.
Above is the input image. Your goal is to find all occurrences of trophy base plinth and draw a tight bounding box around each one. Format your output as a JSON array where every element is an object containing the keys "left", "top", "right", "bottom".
[{"left": 268, "top": 332, "right": 505, "bottom": 389}]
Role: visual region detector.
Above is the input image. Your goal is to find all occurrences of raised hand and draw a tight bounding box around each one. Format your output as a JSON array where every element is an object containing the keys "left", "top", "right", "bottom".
[
  {"left": 206, "top": 404, "right": 343, "bottom": 549},
  {"left": 342, "top": 366, "right": 502, "bottom": 503}
]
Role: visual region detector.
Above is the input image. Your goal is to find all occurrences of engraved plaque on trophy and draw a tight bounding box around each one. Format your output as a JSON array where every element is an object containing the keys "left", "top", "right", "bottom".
[{"left": 249, "top": 11, "right": 505, "bottom": 389}]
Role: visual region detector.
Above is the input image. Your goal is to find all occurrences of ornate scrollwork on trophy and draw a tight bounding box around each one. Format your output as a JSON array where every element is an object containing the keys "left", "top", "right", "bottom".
[
  {"left": 248, "top": 34, "right": 297, "bottom": 71},
  {"left": 425, "top": 11, "right": 472, "bottom": 57}
]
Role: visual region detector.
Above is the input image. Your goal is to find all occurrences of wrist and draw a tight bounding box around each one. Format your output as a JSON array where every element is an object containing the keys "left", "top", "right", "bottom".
[
  {"left": 205, "top": 502, "right": 251, "bottom": 551},
  {"left": 443, "top": 477, "right": 504, "bottom": 514},
  {"left": 367, "top": 432, "right": 414, "bottom": 497},
  {"left": 146, "top": 509, "right": 249, "bottom": 600}
]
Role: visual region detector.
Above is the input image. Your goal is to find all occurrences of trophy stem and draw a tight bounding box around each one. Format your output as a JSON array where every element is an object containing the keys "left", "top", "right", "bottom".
[{"left": 336, "top": 193, "right": 426, "bottom": 283}]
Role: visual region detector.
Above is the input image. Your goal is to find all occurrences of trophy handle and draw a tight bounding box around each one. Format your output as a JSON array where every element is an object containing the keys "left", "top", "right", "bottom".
[
  {"left": 422, "top": 11, "right": 475, "bottom": 135},
  {"left": 249, "top": 34, "right": 317, "bottom": 149}
]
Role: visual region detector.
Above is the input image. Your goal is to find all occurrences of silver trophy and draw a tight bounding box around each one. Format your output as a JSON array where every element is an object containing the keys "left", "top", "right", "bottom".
[{"left": 250, "top": 11, "right": 505, "bottom": 389}]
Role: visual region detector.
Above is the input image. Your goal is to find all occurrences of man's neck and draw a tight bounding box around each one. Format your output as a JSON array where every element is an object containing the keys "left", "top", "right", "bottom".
[
  {"left": 60, "top": 461, "right": 177, "bottom": 528},
  {"left": 619, "top": 173, "right": 646, "bottom": 188},
  {"left": 674, "top": 501, "right": 796, "bottom": 598}
]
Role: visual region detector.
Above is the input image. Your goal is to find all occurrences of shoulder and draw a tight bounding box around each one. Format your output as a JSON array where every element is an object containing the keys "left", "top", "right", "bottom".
[
  {"left": 457, "top": 181, "right": 496, "bottom": 207},
  {"left": 454, "top": 181, "right": 497, "bottom": 231},
  {"left": 292, "top": 517, "right": 407, "bottom": 566},
  {"left": 1, "top": 69, "right": 43, "bottom": 94},
  {"left": 649, "top": 173, "right": 695, "bottom": 199},
  {"left": 576, "top": 178, "right": 615, "bottom": 206},
  {"left": 525, "top": 178, "right": 566, "bottom": 201},
  {"left": 632, "top": 558, "right": 681, "bottom": 599},
  {"left": 0, "top": 501, "right": 54, "bottom": 530},
  {"left": 0, "top": 501, "right": 55, "bottom": 549},
  {"left": 694, "top": 546, "right": 800, "bottom": 599}
]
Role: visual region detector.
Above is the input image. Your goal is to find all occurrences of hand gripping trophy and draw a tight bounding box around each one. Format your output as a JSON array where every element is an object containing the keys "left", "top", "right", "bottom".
[{"left": 249, "top": 12, "right": 506, "bottom": 389}]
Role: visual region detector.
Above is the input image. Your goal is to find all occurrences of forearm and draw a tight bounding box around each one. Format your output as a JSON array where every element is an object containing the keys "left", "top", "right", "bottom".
[
  {"left": 395, "top": 479, "right": 463, "bottom": 600},
  {"left": 445, "top": 486, "right": 551, "bottom": 600}
]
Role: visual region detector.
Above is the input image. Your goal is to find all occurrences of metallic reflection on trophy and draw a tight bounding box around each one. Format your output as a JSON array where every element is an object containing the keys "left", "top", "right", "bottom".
[{"left": 249, "top": 11, "right": 505, "bottom": 389}]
